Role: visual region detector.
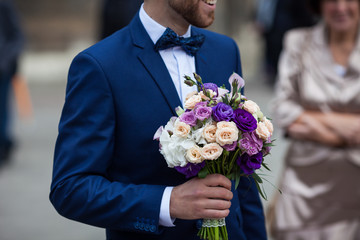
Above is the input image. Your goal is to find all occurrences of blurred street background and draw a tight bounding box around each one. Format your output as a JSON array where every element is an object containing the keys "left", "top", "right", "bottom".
[{"left": 0, "top": 0, "right": 288, "bottom": 239}]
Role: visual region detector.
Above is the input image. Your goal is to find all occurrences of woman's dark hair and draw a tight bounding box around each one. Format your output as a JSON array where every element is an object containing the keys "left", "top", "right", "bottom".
[{"left": 307, "top": 0, "right": 322, "bottom": 15}]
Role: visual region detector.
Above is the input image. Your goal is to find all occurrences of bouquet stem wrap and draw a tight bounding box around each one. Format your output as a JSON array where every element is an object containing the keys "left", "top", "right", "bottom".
[{"left": 198, "top": 218, "right": 228, "bottom": 240}]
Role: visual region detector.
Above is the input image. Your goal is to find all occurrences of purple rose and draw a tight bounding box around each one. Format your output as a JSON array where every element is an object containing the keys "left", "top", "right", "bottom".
[
  {"left": 212, "top": 102, "right": 234, "bottom": 122},
  {"left": 202, "top": 83, "right": 219, "bottom": 96},
  {"left": 175, "top": 162, "right": 206, "bottom": 178},
  {"left": 223, "top": 141, "right": 238, "bottom": 151},
  {"left": 194, "top": 105, "right": 212, "bottom": 121},
  {"left": 236, "top": 152, "right": 263, "bottom": 175},
  {"left": 232, "top": 109, "right": 257, "bottom": 132},
  {"left": 239, "top": 131, "right": 263, "bottom": 156},
  {"left": 179, "top": 111, "right": 197, "bottom": 126}
]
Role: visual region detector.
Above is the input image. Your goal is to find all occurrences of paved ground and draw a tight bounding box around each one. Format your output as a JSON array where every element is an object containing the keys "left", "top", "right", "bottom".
[{"left": 0, "top": 27, "right": 288, "bottom": 240}]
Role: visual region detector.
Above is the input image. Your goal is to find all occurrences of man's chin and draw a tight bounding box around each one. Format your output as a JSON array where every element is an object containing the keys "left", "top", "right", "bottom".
[{"left": 188, "top": 10, "right": 215, "bottom": 28}]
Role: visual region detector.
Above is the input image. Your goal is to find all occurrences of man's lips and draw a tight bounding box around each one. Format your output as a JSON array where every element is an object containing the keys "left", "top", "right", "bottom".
[{"left": 202, "top": 0, "right": 217, "bottom": 5}]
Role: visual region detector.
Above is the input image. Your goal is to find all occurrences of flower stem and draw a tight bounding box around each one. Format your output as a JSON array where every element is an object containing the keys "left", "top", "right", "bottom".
[{"left": 227, "top": 148, "right": 240, "bottom": 176}]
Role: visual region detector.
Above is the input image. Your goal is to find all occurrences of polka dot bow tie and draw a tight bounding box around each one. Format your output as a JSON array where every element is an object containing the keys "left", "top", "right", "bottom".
[{"left": 154, "top": 28, "right": 205, "bottom": 56}]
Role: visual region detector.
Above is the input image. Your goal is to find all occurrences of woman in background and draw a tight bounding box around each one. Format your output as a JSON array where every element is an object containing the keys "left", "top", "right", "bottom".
[{"left": 270, "top": 0, "right": 360, "bottom": 239}]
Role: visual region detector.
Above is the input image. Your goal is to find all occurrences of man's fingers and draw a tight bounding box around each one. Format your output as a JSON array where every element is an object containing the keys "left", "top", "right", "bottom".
[
  {"left": 202, "top": 174, "right": 232, "bottom": 190},
  {"left": 202, "top": 198, "right": 232, "bottom": 210},
  {"left": 201, "top": 209, "right": 230, "bottom": 219},
  {"left": 205, "top": 186, "right": 233, "bottom": 201}
]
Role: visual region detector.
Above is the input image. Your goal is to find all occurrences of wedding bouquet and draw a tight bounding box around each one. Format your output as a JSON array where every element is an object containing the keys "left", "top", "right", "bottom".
[{"left": 153, "top": 73, "right": 275, "bottom": 240}]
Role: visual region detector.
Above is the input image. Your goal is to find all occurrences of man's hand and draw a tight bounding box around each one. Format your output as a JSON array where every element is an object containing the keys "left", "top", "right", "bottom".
[{"left": 170, "top": 174, "right": 233, "bottom": 220}]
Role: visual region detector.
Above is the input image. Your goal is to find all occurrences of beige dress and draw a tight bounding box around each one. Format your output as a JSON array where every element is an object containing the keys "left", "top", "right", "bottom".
[{"left": 271, "top": 22, "right": 360, "bottom": 240}]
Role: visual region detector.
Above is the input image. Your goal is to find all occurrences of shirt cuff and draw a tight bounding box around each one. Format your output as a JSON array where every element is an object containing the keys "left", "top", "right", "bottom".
[{"left": 159, "top": 186, "right": 176, "bottom": 227}]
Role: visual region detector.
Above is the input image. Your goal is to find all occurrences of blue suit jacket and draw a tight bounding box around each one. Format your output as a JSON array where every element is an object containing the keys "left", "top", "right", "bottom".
[{"left": 50, "top": 13, "right": 267, "bottom": 240}]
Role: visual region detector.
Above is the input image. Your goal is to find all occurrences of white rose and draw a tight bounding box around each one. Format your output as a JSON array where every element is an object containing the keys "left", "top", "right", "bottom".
[
  {"left": 203, "top": 124, "right": 217, "bottom": 143},
  {"left": 216, "top": 126, "right": 239, "bottom": 146},
  {"left": 217, "top": 121, "right": 238, "bottom": 131},
  {"left": 243, "top": 100, "right": 260, "bottom": 114},
  {"left": 184, "top": 94, "right": 202, "bottom": 110},
  {"left": 186, "top": 145, "right": 204, "bottom": 164},
  {"left": 201, "top": 143, "right": 223, "bottom": 160},
  {"left": 174, "top": 121, "right": 191, "bottom": 138},
  {"left": 263, "top": 117, "right": 274, "bottom": 135},
  {"left": 256, "top": 122, "right": 271, "bottom": 140},
  {"left": 185, "top": 91, "right": 198, "bottom": 101}
]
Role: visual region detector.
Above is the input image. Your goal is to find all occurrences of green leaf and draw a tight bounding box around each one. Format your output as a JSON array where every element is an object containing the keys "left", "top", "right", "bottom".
[
  {"left": 252, "top": 172, "right": 263, "bottom": 183},
  {"left": 234, "top": 168, "right": 241, "bottom": 189},
  {"left": 261, "top": 162, "right": 271, "bottom": 171},
  {"left": 254, "top": 178, "right": 267, "bottom": 200},
  {"left": 198, "top": 166, "right": 209, "bottom": 179}
]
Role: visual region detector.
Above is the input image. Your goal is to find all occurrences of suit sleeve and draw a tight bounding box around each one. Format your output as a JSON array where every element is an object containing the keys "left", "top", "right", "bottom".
[
  {"left": 234, "top": 40, "right": 267, "bottom": 239},
  {"left": 50, "top": 52, "right": 166, "bottom": 234}
]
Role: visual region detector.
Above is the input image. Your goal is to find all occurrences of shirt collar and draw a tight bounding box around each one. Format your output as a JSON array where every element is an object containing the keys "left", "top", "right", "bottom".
[{"left": 139, "top": 3, "right": 191, "bottom": 44}]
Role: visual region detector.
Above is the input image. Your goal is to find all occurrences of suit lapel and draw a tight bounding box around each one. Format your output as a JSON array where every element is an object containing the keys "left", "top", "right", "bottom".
[
  {"left": 129, "top": 13, "right": 181, "bottom": 116},
  {"left": 192, "top": 28, "right": 208, "bottom": 81}
]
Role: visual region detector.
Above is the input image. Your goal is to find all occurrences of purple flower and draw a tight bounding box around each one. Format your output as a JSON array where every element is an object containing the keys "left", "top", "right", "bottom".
[
  {"left": 153, "top": 126, "right": 163, "bottom": 141},
  {"left": 239, "top": 132, "right": 263, "bottom": 156},
  {"left": 228, "top": 73, "right": 245, "bottom": 91},
  {"left": 262, "top": 137, "right": 272, "bottom": 156},
  {"left": 223, "top": 141, "right": 238, "bottom": 151},
  {"left": 202, "top": 83, "right": 219, "bottom": 96},
  {"left": 175, "top": 162, "right": 206, "bottom": 178},
  {"left": 179, "top": 111, "right": 197, "bottom": 126},
  {"left": 195, "top": 101, "right": 208, "bottom": 108},
  {"left": 212, "top": 102, "right": 234, "bottom": 122},
  {"left": 194, "top": 105, "right": 212, "bottom": 121},
  {"left": 232, "top": 109, "right": 257, "bottom": 132},
  {"left": 236, "top": 152, "right": 263, "bottom": 175}
]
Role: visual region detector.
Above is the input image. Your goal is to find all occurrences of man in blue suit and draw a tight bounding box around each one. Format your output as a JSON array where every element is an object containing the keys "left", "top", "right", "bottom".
[{"left": 50, "top": 0, "right": 267, "bottom": 239}]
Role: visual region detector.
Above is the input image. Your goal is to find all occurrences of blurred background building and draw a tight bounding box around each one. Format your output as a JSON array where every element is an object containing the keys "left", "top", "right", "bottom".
[{"left": 0, "top": 1, "right": 287, "bottom": 239}]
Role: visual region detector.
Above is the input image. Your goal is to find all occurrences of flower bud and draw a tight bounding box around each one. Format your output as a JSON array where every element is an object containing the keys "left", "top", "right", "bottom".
[{"left": 184, "top": 79, "right": 195, "bottom": 87}]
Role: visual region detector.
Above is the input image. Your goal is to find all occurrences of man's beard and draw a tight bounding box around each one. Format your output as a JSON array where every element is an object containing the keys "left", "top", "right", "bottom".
[{"left": 169, "top": 0, "right": 215, "bottom": 28}]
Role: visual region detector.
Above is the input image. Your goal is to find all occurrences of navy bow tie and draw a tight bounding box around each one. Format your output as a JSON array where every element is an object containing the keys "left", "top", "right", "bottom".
[{"left": 154, "top": 28, "right": 205, "bottom": 56}]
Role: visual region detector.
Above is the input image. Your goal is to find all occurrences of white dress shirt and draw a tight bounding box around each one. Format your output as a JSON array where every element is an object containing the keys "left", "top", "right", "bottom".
[{"left": 139, "top": 4, "right": 197, "bottom": 227}]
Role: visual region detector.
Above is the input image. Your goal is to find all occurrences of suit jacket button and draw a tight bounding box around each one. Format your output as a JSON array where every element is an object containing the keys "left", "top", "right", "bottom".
[
  {"left": 150, "top": 225, "right": 156, "bottom": 232},
  {"left": 145, "top": 224, "right": 150, "bottom": 231}
]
